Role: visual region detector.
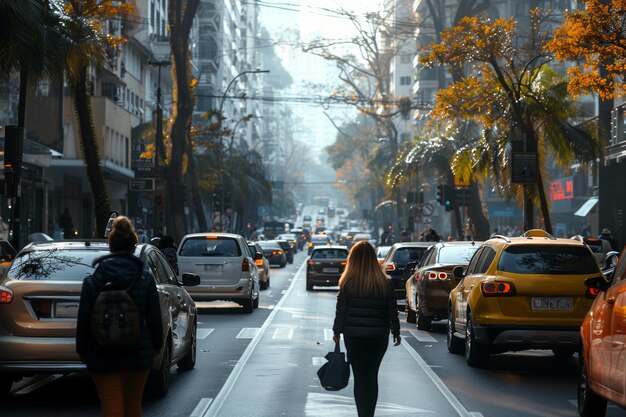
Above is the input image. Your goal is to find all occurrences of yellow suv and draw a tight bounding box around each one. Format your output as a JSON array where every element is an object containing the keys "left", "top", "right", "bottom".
[{"left": 447, "top": 229, "right": 603, "bottom": 367}]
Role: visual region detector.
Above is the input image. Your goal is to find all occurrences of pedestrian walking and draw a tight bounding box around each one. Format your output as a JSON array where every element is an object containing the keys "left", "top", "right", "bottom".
[
  {"left": 332, "top": 240, "right": 401, "bottom": 417},
  {"left": 158, "top": 234, "right": 179, "bottom": 275},
  {"left": 599, "top": 228, "right": 619, "bottom": 252},
  {"left": 76, "top": 216, "right": 163, "bottom": 417}
]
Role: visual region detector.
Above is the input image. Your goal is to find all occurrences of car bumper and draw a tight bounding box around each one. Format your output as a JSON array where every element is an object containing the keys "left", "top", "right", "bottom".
[
  {"left": 186, "top": 281, "right": 254, "bottom": 302},
  {"left": 0, "top": 361, "right": 86, "bottom": 374},
  {"left": 388, "top": 277, "right": 407, "bottom": 299},
  {"left": 0, "top": 335, "right": 85, "bottom": 374},
  {"left": 473, "top": 324, "right": 580, "bottom": 351},
  {"left": 307, "top": 273, "right": 341, "bottom": 287}
]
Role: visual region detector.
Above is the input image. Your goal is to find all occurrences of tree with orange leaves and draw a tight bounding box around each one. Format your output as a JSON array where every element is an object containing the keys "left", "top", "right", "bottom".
[{"left": 547, "top": 0, "right": 626, "bottom": 99}]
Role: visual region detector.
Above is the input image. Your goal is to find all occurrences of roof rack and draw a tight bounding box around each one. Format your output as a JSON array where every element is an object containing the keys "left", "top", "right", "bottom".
[
  {"left": 520, "top": 229, "right": 556, "bottom": 240},
  {"left": 489, "top": 234, "right": 511, "bottom": 243}
]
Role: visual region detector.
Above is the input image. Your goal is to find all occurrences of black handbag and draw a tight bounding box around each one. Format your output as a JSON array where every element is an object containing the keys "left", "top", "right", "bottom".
[{"left": 317, "top": 341, "right": 350, "bottom": 391}]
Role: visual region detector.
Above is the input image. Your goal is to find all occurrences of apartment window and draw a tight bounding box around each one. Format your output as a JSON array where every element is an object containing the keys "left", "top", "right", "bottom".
[
  {"left": 400, "top": 76, "right": 411, "bottom": 86},
  {"left": 400, "top": 54, "right": 412, "bottom": 64}
]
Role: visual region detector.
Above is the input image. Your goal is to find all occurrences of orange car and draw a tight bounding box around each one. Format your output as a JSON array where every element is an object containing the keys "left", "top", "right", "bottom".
[{"left": 579, "top": 248, "right": 623, "bottom": 417}]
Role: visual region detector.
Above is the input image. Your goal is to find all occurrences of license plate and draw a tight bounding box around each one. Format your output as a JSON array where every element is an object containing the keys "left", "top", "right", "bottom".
[
  {"left": 55, "top": 301, "right": 80, "bottom": 318},
  {"left": 204, "top": 264, "right": 223, "bottom": 273},
  {"left": 531, "top": 297, "right": 573, "bottom": 311},
  {"left": 323, "top": 267, "right": 339, "bottom": 273}
]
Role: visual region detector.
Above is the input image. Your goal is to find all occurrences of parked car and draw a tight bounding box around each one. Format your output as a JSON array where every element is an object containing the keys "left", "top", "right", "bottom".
[
  {"left": 0, "top": 240, "right": 200, "bottom": 398},
  {"left": 256, "top": 240, "right": 287, "bottom": 268},
  {"left": 177, "top": 233, "right": 260, "bottom": 312},
  {"left": 447, "top": 230, "right": 602, "bottom": 367},
  {"left": 381, "top": 242, "right": 432, "bottom": 299},
  {"left": 376, "top": 245, "right": 392, "bottom": 265},
  {"left": 306, "top": 246, "right": 349, "bottom": 291},
  {"left": 277, "top": 233, "right": 299, "bottom": 253},
  {"left": 570, "top": 235, "right": 613, "bottom": 267},
  {"left": 579, "top": 245, "right": 626, "bottom": 417},
  {"left": 405, "top": 241, "right": 481, "bottom": 330},
  {"left": 248, "top": 242, "right": 270, "bottom": 289},
  {"left": 308, "top": 234, "right": 332, "bottom": 255},
  {"left": 276, "top": 240, "right": 295, "bottom": 264}
]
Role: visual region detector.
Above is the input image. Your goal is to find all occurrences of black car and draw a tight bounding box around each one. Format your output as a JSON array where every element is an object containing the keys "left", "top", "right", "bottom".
[
  {"left": 275, "top": 240, "right": 294, "bottom": 264},
  {"left": 256, "top": 240, "right": 287, "bottom": 267},
  {"left": 381, "top": 242, "right": 432, "bottom": 299},
  {"left": 306, "top": 246, "right": 348, "bottom": 290}
]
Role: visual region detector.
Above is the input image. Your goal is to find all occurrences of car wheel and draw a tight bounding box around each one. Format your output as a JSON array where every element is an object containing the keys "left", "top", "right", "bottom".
[
  {"left": 0, "top": 376, "right": 13, "bottom": 398},
  {"left": 253, "top": 292, "right": 259, "bottom": 309},
  {"left": 148, "top": 340, "right": 171, "bottom": 398},
  {"left": 280, "top": 261, "right": 286, "bottom": 268},
  {"left": 306, "top": 278, "right": 313, "bottom": 291},
  {"left": 416, "top": 309, "right": 431, "bottom": 331},
  {"left": 242, "top": 291, "right": 254, "bottom": 313},
  {"left": 465, "top": 312, "right": 488, "bottom": 367},
  {"left": 266, "top": 276, "right": 270, "bottom": 288},
  {"left": 260, "top": 280, "right": 267, "bottom": 290},
  {"left": 447, "top": 307, "right": 464, "bottom": 354},
  {"left": 177, "top": 321, "right": 196, "bottom": 371},
  {"left": 289, "top": 257, "right": 294, "bottom": 264},
  {"left": 578, "top": 349, "right": 607, "bottom": 417},
  {"left": 405, "top": 295, "right": 416, "bottom": 324}
]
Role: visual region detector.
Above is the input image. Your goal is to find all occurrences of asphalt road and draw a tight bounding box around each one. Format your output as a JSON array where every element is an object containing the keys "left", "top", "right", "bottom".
[{"left": 4, "top": 250, "right": 625, "bottom": 416}]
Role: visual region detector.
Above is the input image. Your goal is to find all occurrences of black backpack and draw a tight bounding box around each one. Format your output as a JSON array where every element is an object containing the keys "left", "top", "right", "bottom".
[{"left": 90, "top": 274, "right": 142, "bottom": 354}]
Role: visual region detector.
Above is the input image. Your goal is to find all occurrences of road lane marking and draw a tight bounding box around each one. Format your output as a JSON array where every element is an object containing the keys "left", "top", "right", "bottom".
[
  {"left": 409, "top": 329, "right": 438, "bottom": 343},
  {"left": 202, "top": 260, "right": 307, "bottom": 417},
  {"left": 265, "top": 290, "right": 272, "bottom": 297},
  {"left": 197, "top": 328, "right": 214, "bottom": 340},
  {"left": 190, "top": 398, "right": 213, "bottom": 417},
  {"left": 273, "top": 327, "right": 294, "bottom": 340},
  {"left": 236, "top": 327, "right": 260, "bottom": 339},
  {"left": 402, "top": 340, "right": 475, "bottom": 417},
  {"left": 312, "top": 357, "right": 326, "bottom": 366},
  {"left": 324, "top": 329, "right": 334, "bottom": 340},
  {"left": 281, "top": 290, "right": 287, "bottom": 295},
  {"left": 305, "top": 393, "right": 432, "bottom": 416},
  {"left": 268, "top": 304, "right": 275, "bottom": 310}
]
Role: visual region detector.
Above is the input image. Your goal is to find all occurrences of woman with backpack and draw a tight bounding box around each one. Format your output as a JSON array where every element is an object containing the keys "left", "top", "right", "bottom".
[
  {"left": 76, "top": 216, "right": 163, "bottom": 417},
  {"left": 332, "top": 240, "right": 401, "bottom": 417}
]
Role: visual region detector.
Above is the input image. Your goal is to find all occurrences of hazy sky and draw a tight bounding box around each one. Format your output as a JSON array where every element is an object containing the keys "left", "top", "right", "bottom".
[{"left": 258, "top": 1, "right": 383, "bottom": 159}]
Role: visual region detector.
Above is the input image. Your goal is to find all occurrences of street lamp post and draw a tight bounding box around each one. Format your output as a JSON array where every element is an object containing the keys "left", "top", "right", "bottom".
[{"left": 217, "top": 69, "right": 269, "bottom": 231}]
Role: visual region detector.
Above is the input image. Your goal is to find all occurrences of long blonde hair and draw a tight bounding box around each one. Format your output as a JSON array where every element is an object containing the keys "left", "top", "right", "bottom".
[{"left": 339, "top": 240, "right": 390, "bottom": 297}]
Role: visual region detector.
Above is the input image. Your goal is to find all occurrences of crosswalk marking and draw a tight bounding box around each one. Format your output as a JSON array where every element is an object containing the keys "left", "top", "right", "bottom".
[
  {"left": 324, "top": 329, "right": 334, "bottom": 341},
  {"left": 236, "top": 327, "right": 261, "bottom": 339},
  {"left": 312, "top": 357, "right": 326, "bottom": 366},
  {"left": 409, "top": 329, "right": 438, "bottom": 343},
  {"left": 197, "top": 328, "right": 214, "bottom": 340},
  {"left": 305, "top": 393, "right": 432, "bottom": 416},
  {"left": 273, "top": 327, "right": 294, "bottom": 340}
]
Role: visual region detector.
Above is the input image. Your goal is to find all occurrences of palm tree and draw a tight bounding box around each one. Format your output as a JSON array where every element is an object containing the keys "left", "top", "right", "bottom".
[{"left": 57, "top": 0, "right": 132, "bottom": 236}]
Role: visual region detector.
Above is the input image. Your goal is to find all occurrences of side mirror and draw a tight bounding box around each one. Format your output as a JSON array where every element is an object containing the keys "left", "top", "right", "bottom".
[
  {"left": 605, "top": 251, "right": 620, "bottom": 270},
  {"left": 452, "top": 266, "right": 465, "bottom": 279},
  {"left": 254, "top": 252, "right": 263, "bottom": 260},
  {"left": 181, "top": 272, "right": 201, "bottom": 287},
  {"left": 585, "top": 276, "right": 611, "bottom": 292}
]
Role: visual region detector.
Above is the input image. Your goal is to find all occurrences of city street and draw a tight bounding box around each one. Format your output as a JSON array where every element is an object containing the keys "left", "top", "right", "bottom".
[{"left": 4, "top": 249, "right": 623, "bottom": 417}]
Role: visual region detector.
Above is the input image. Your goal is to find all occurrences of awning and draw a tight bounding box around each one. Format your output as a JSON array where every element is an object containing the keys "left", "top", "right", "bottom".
[{"left": 574, "top": 196, "right": 598, "bottom": 217}]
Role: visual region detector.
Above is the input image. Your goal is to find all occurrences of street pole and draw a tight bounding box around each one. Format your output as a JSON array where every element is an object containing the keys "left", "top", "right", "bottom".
[
  {"left": 148, "top": 60, "right": 170, "bottom": 236},
  {"left": 217, "top": 69, "right": 269, "bottom": 231}
]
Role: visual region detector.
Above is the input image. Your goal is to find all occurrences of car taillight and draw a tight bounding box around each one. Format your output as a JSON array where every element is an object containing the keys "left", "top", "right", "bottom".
[
  {"left": 481, "top": 281, "right": 516, "bottom": 297},
  {"left": 386, "top": 263, "right": 396, "bottom": 271},
  {"left": 254, "top": 259, "right": 263, "bottom": 266},
  {"left": 425, "top": 271, "right": 448, "bottom": 281},
  {"left": 0, "top": 286, "right": 13, "bottom": 304},
  {"left": 585, "top": 287, "right": 600, "bottom": 299},
  {"left": 341, "top": 261, "right": 347, "bottom": 265},
  {"left": 242, "top": 259, "right": 250, "bottom": 272},
  {"left": 308, "top": 260, "right": 317, "bottom": 265}
]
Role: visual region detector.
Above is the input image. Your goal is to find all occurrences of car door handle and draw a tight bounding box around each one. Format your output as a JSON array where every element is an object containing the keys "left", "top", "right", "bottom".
[{"left": 608, "top": 297, "right": 615, "bottom": 305}]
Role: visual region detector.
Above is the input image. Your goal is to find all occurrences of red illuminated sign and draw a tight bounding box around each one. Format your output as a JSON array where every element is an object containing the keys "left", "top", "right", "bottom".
[{"left": 549, "top": 179, "right": 574, "bottom": 202}]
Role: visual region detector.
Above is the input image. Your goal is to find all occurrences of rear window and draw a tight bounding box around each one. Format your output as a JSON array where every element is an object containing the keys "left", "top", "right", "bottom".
[
  {"left": 312, "top": 249, "right": 348, "bottom": 260},
  {"left": 393, "top": 247, "right": 427, "bottom": 265},
  {"left": 582, "top": 238, "right": 604, "bottom": 254},
  {"left": 257, "top": 241, "right": 280, "bottom": 250},
  {"left": 311, "top": 236, "right": 329, "bottom": 243},
  {"left": 179, "top": 237, "right": 242, "bottom": 257},
  {"left": 438, "top": 246, "right": 480, "bottom": 265},
  {"left": 8, "top": 249, "right": 105, "bottom": 281},
  {"left": 498, "top": 245, "right": 599, "bottom": 275}
]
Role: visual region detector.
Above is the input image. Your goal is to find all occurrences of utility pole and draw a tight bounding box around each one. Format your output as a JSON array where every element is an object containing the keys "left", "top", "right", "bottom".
[{"left": 149, "top": 60, "right": 170, "bottom": 236}]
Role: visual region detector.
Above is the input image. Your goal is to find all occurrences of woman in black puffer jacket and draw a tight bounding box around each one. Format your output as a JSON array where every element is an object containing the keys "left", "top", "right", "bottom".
[
  {"left": 333, "top": 240, "right": 401, "bottom": 417},
  {"left": 76, "top": 216, "right": 163, "bottom": 417}
]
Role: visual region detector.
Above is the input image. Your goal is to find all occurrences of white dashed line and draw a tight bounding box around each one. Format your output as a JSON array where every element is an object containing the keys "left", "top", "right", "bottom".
[
  {"left": 323, "top": 329, "right": 334, "bottom": 341},
  {"left": 409, "top": 329, "right": 437, "bottom": 343},
  {"left": 236, "top": 327, "right": 261, "bottom": 339},
  {"left": 197, "top": 328, "right": 214, "bottom": 340},
  {"left": 272, "top": 327, "right": 294, "bottom": 340}
]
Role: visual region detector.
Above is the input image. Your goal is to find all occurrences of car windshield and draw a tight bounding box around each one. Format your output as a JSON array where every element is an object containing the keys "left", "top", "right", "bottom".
[
  {"left": 8, "top": 249, "right": 105, "bottom": 281},
  {"left": 393, "top": 247, "right": 427, "bottom": 265},
  {"left": 312, "top": 249, "right": 348, "bottom": 260},
  {"left": 498, "top": 245, "right": 599, "bottom": 275},
  {"left": 438, "top": 246, "right": 480, "bottom": 264},
  {"left": 179, "top": 237, "right": 241, "bottom": 257}
]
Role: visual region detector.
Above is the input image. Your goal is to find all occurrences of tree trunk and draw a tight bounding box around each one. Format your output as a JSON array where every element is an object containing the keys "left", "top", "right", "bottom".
[
  {"left": 536, "top": 178, "right": 553, "bottom": 234},
  {"left": 467, "top": 182, "right": 490, "bottom": 240},
  {"left": 72, "top": 68, "right": 112, "bottom": 237},
  {"left": 188, "top": 155, "right": 208, "bottom": 231}
]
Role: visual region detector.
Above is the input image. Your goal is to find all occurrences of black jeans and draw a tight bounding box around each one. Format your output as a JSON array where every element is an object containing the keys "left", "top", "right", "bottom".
[{"left": 344, "top": 336, "right": 389, "bottom": 417}]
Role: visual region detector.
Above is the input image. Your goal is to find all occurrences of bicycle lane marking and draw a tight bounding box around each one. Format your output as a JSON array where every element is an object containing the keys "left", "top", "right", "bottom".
[{"left": 198, "top": 259, "right": 308, "bottom": 417}]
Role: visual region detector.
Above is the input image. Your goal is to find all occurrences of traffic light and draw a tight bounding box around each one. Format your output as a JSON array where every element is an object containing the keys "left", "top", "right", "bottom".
[{"left": 436, "top": 184, "right": 456, "bottom": 211}]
